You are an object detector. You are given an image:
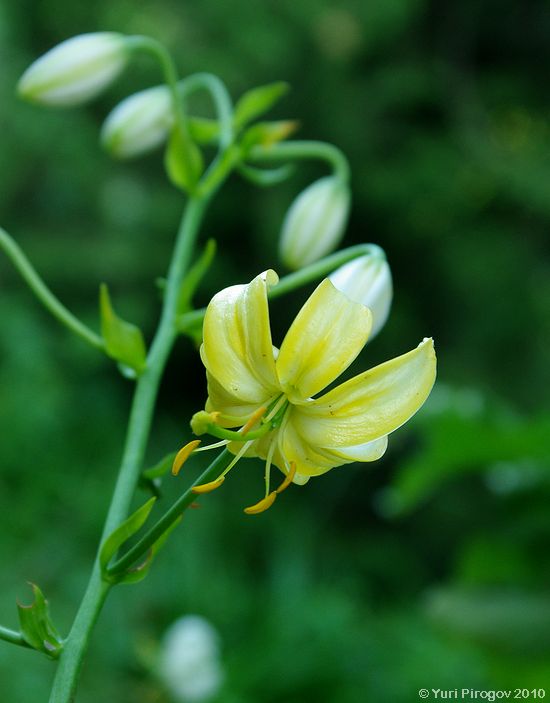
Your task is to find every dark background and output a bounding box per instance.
[1,1,550,701]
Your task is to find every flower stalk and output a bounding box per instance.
[48,192,219,703]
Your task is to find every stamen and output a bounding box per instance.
[220,439,255,478]
[264,395,287,423]
[195,439,230,452]
[240,406,267,436]
[276,460,296,494]
[244,491,277,515]
[172,440,202,476]
[192,477,225,494]
[264,441,276,497]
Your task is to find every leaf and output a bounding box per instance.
[99,284,147,374]
[100,497,156,577]
[142,451,178,480]
[164,125,204,193]
[117,516,182,585]
[17,583,63,658]
[188,116,221,145]
[240,120,299,153]
[234,82,289,129]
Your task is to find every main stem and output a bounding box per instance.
[48,195,208,703]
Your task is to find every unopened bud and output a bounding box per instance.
[18,33,129,107]
[279,176,350,270]
[101,85,173,158]
[329,246,392,339]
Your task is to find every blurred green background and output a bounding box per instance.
[2,0,550,701]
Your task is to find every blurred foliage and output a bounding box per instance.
[1,0,550,701]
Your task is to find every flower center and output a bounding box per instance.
[172,395,294,514]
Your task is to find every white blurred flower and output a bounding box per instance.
[279,176,350,270]
[158,615,223,703]
[101,85,174,158]
[18,32,128,107]
[328,246,392,339]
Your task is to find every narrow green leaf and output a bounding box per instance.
[17,583,63,658]
[164,125,204,193]
[100,497,156,577]
[234,82,289,129]
[99,284,147,374]
[142,451,177,480]
[188,116,221,145]
[240,120,299,153]
[177,239,217,315]
[117,516,183,585]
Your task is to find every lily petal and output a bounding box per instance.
[276,279,372,401]
[201,270,280,403]
[292,338,436,447]
[277,414,355,477]
[326,435,389,462]
[205,372,276,427]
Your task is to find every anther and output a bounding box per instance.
[191,477,225,494]
[172,440,202,476]
[276,461,296,494]
[244,491,277,515]
[240,406,267,436]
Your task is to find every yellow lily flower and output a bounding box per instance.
[184,269,436,511]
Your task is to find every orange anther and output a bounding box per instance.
[191,477,225,494]
[276,461,296,494]
[172,440,202,476]
[244,491,277,515]
[241,406,267,436]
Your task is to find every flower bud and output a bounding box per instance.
[158,615,224,702]
[101,85,173,158]
[328,246,393,339]
[279,176,350,270]
[18,32,129,107]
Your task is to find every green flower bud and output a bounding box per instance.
[329,246,392,339]
[18,32,128,107]
[101,85,174,158]
[279,176,350,270]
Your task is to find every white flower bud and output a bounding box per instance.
[158,615,224,702]
[279,176,350,270]
[101,85,173,158]
[329,246,393,339]
[18,33,129,107]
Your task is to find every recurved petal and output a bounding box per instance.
[292,338,436,447]
[276,279,372,401]
[326,435,389,462]
[201,270,280,403]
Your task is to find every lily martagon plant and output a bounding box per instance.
[0,30,438,703]
[177,270,436,513]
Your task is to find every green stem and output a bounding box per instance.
[0,227,104,350]
[178,243,384,333]
[248,140,351,182]
[108,450,230,576]
[127,36,189,141]
[178,73,233,150]
[48,195,212,703]
[0,624,32,651]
